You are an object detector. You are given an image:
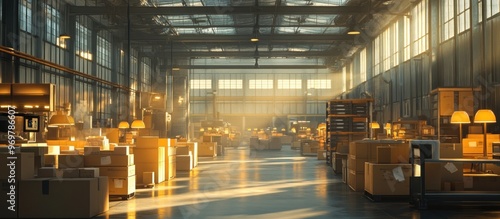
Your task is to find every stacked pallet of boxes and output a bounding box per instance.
[166,138,177,180]
[199,141,217,157]
[83,146,135,198]
[46,139,86,153]
[348,140,407,191]
[177,141,198,168]
[364,145,413,197]
[0,150,108,218]
[326,99,372,170]
[176,146,193,171]
[462,134,500,158]
[269,136,282,150]
[134,136,166,185]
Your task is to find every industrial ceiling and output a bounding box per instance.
[66,0,414,70]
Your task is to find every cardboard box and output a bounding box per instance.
[79,168,100,178]
[376,146,392,164]
[109,175,136,195]
[176,146,190,155]
[135,161,165,184]
[166,155,176,180]
[19,177,108,218]
[364,163,412,195]
[317,150,326,160]
[347,169,364,191]
[143,172,154,185]
[99,165,135,178]
[58,155,85,168]
[84,154,134,167]
[44,154,58,168]
[347,155,367,172]
[114,146,130,155]
[62,168,80,178]
[0,152,35,180]
[134,147,165,163]
[38,167,57,178]
[186,142,198,167]
[176,154,193,171]
[199,142,217,157]
[464,174,500,191]
[136,136,168,148]
[440,143,463,158]
[84,146,101,155]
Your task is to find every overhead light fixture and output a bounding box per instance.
[347,29,361,35]
[250,37,259,42]
[59,34,71,39]
[172,67,180,71]
[49,110,72,126]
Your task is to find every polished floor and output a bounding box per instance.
[95,146,500,219]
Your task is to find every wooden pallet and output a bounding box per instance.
[110,192,135,201]
[364,191,408,202]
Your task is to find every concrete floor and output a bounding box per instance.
[95,146,500,219]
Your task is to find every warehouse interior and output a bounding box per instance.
[1,0,500,218]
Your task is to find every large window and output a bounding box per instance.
[219,79,242,89]
[359,48,367,82]
[403,16,411,61]
[457,0,470,33]
[97,34,112,68]
[412,0,428,57]
[19,0,32,33]
[249,80,273,89]
[190,80,212,89]
[441,0,454,41]
[76,22,92,60]
[485,0,500,18]
[277,79,301,89]
[307,80,331,89]
[45,3,60,44]
[373,36,380,76]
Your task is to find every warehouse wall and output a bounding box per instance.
[343,0,500,133]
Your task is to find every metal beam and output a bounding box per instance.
[68,6,370,15]
[129,33,354,42]
[171,65,328,69]
[104,23,349,30]
[154,51,340,58]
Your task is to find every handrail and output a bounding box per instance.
[0,46,134,92]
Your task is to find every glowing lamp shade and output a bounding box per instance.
[474,109,496,123]
[67,115,75,125]
[118,121,130,129]
[450,111,471,124]
[130,120,146,129]
[451,111,470,144]
[49,111,71,126]
[370,122,380,129]
[384,123,392,130]
[474,109,496,158]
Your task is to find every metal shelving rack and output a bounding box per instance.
[325,99,373,169]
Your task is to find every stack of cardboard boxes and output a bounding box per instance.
[198,142,217,157]
[176,146,193,171]
[134,136,166,185]
[347,140,407,191]
[167,138,177,179]
[83,146,135,197]
[177,142,198,168]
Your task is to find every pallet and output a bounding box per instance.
[364,191,408,202]
[136,183,155,189]
[110,192,135,201]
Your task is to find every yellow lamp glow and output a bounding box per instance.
[49,110,71,126]
[118,121,130,129]
[474,109,496,158]
[130,120,146,129]
[451,111,470,143]
[370,122,380,140]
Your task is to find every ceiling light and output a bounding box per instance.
[49,110,72,126]
[250,37,259,42]
[59,34,71,39]
[172,67,180,71]
[347,29,361,35]
[118,121,130,129]
[131,120,146,129]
